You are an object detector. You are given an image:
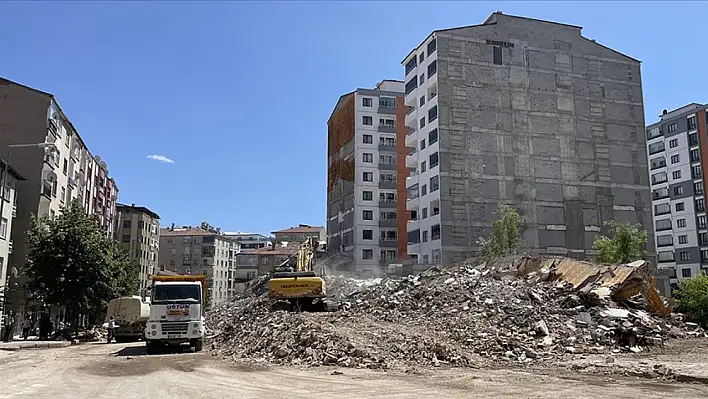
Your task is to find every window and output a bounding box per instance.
[693,165,702,178]
[419,53,424,63]
[679,235,688,244]
[431,224,441,240]
[682,268,692,278]
[363,153,373,163]
[363,134,373,144]
[658,251,675,262]
[363,172,373,182]
[678,218,687,228]
[420,117,426,129]
[430,152,439,168]
[422,207,428,219]
[122,234,130,242]
[380,192,395,202]
[648,142,665,154]
[379,155,395,165]
[405,76,418,94]
[427,38,436,55]
[421,161,427,173]
[420,96,425,107]
[362,97,372,107]
[420,139,426,150]
[680,251,691,261]
[689,133,698,146]
[431,202,440,216]
[422,230,429,242]
[63,159,68,175]
[362,249,373,260]
[363,116,373,125]
[647,126,662,140]
[656,219,672,231]
[699,215,707,229]
[650,156,666,170]
[670,154,680,164]
[379,118,395,128]
[654,203,671,215]
[652,188,669,200]
[380,211,397,221]
[674,186,683,196]
[363,191,373,201]
[672,170,681,180]
[676,202,685,211]
[669,138,678,148]
[493,46,502,65]
[428,60,437,77]
[363,210,373,220]
[420,74,425,84]
[362,230,373,240]
[379,97,395,108]
[700,232,708,245]
[651,172,667,185]
[657,235,673,247]
[123,220,132,228]
[696,198,705,211]
[688,116,697,131]
[0,217,7,239]
[695,182,704,195]
[430,175,439,192]
[691,148,700,162]
[405,58,417,75]
[668,123,677,133]
[380,137,395,146]
[428,106,438,122]
[421,184,427,196]
[380,173,395,183]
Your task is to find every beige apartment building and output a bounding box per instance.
[158,226,236,308]
[272,224,325,245]
[115,203,160,295]
[0,158,25,324]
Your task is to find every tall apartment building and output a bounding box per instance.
[646,104,708,291]
[115,203,161,294]
[0,77,119,317]
[327,80,410,275]
[403,12,652,266]
[158,227,236,307]
[0,159,25,323]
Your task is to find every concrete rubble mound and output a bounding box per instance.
[206,256,705,370]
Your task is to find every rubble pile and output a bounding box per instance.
[206,256,706,370]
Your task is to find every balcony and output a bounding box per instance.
[41,181,53,199]
[379,179,397,189]
[405,152,417,168]
[379,238,398,248]
[378,143,396,152]
[379,198,397,208]
[408,242,420,256]
[379,218,397,228]
[8,240,12,254]
[407,195,420,211]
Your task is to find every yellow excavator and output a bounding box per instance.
[266,237,332,311]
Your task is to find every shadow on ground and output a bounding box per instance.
[112,344,195,357]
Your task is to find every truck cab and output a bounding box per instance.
[145,275,206,354]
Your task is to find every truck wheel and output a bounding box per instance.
[146,341,157,355]
[194,339,203,352]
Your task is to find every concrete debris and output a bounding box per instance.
[206,256,705,370]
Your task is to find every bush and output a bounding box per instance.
[674,274,708,327]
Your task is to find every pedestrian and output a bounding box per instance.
[107,316,116,344]
[2,311,16,342]
[21,315,32,340]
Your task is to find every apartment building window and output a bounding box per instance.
[428,106,438,122]
[363,116,373,125]
[431,224,441,240]
[381,230,397,241]
[422,230,429,242]
[380,137,395,146]
[405,58,417,75]
[676,202,685,212]
[493,46,503,65]
[652,188,669,200]
[670,155,680,164]
[0,217,7,239]
[427,38,437,55]
[669,138,678,148]
[63,159,68,175]
[689,133,698,146]
[363,172,373,182]
[658,251,675,263]
[122,235,130,242]
[650,156,667,170]
[648,142,665,155]
[688,116,697,131]
[695,182,704,195]
[429,128,438,145]
[428,60,437,78]
[362,97,372,107]
[430,175,440,192]
[672,170,682,180]
[693,165,702,179]
[657,235,673,247]
[362,249,373,260]
[169,260,175,267]
[363,134,373,144]
[380,118,395,128]
[380,97,396,108]
[381,211,397,221]
[405,76,418,94]
[420,96,425,107]
[420,117,426,129]
[682,268,692,278]
[431,202,440,216]
[647,126,662,140]
[380,192,395,202]
[674,186,683,196]
[170,248,176,255]
[656,219,672,231]
[362,230,373,240]
[419,160,426,173]
[123,220,131,228]
[419,53,424,63]
[380,155,395,165]
[380,173,396,183]
[363,210,373,220]
[668,123,677,133]
[430,152,439,168]
[420,73,425,84]
[363,153,373,163]
[363,191,373,201]
[651,172,667,185]
[422,207,428,219]
[679,235,688,245]
[421,184,427,196]
[680,251,691,261]
[678,218,687,228]
[420,139,426,150]
[696,198,705,212]
[699,215,707,229]
[654,203,671,215]
[691,148,700,162]
[700,232,708,245]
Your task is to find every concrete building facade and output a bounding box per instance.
[327,80,410,275]
[0,77,119,317]
[403,12,652,265]
[115,203,161,295]
[273,224,325,245]
[224,232,269,251]
[0,159,26,323]
[646,104,708,290]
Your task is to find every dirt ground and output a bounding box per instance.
[2,342,708,399]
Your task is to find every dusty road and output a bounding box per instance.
[2,342,708,398]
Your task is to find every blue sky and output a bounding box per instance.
[0,1,705,235]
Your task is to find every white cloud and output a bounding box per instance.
[146,154,175,164]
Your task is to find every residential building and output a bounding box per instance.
[646,104,708,291]
[326,80,410,275]
[403,12,652,266]
[0,77,119,318]
[115,203,161,295]
[0,158,26,324]
[223,232,269,251]
[248,245,298,276]
[273,224,325,245]
[158,226,235,307]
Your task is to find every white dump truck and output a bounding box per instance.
[144,275,206,354]
[105,296,150,342]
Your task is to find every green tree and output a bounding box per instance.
[593,220,648,264]
[477,204,524,258]
[673,274,708,327]
[24,200,138,330]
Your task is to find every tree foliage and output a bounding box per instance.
[593,220,647,264]
[673,274,708,328]
[477,204,524,258]
[24,200,138,324]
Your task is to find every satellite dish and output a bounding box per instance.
[10,267,17,278]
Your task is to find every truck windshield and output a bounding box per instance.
[152,285,201,304]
